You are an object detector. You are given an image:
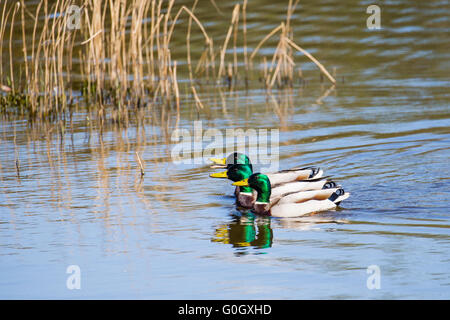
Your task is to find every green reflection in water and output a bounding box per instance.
[212,212,273,250]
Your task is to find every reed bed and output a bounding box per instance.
[0,0,336,122]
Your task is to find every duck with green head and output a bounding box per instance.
[233,173,350,217]
[211,163,339,208]
[210,164,256,207]
[210,152,324,186]
[209,152,251,169]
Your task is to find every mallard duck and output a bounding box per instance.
[233,173,349,217]
[211,163,337,208]
[210,164,256,207]
[210,152,323,185]
[209,152,251,169]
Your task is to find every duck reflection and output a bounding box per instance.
[212,211,273,249]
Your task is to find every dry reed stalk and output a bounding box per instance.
[135,151,145,176]
[155,0,162,92]
[165,48,173,104]
[249,24,283,61]
[130,0,148,102]
[62,1,78,110]
[232,4,239,78]
[186,0,199,84]
[209,0,224,16]
[32,1,46,115]
[85,0,106,105]
[285,0,299,37]
[217,4,240,82]
[148,0,156,85]
[284,37,336,84]
[282,0,298,85]
[173,61,180,127]
[191,86,204,112]
[52,0,72,113]
[144,13,164,86]
[194,48,208,76]
[8,2,19,93]
[107,0,118,90]
[0,1,10,79]
[80,29,102,45]
[43,1,51,109]
[31,0,47,115]
[107,0,126,103]
[167,6,214,56]
[242,0,248,76]
[269,53,283,89]
[19,1,29,90]
[161,0,175,101]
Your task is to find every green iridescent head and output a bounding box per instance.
[210,164,254,193]
[210,152,251,169]
[226,152,251,169]
[233,173,271,203]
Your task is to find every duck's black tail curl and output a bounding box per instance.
[308,167,321,179]
[323,180,337,189]
[328,188,345,204]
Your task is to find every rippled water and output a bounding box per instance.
[1,0,449,299]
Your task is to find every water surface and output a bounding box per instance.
[0,0,449,299]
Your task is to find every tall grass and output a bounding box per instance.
[0,0,336,121]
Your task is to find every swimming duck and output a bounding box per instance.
[209,152,251,169]
[211,164,337,208]
[233,173,350,217]
[210,164,256,207]
[210,152,323,185]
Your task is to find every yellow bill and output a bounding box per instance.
[232,178,249,187]
[210,171,228,178]
[209,157,227,166]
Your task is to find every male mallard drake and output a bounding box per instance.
[209,152,251,169]
[210,152,323,185]
[210,164,256,207]
[211,164,337,208]
[233,173,350,218]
